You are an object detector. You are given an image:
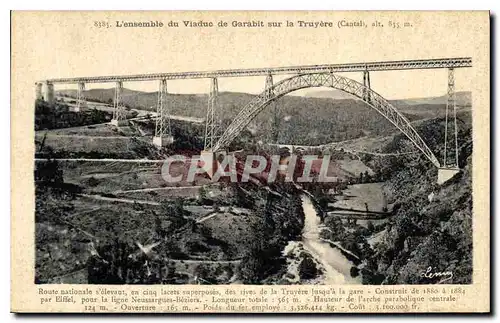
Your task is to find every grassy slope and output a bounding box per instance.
[309,89,472,107]
[361,116,473,284]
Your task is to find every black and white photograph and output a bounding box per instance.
[34,57,473,286]
[10,10,490,314]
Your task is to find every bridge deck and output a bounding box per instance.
[41,57,472,84]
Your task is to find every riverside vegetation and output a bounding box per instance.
[314,115,473,284]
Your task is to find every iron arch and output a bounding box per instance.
[211,73,440,168]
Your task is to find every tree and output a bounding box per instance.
[367,221,375,232]
[35,160,64,184]
[350,266,360,278]
[164,261,176,283]
[198,186,208,202]
[160,198,188,231]
[364,171,371,183]
[298,254,321,280]
[233,185,255,209]
[87,176,99,187]
[194,264,216,284]
[172,198,186,217]
[359,172,364,184]
[154,214,165,238]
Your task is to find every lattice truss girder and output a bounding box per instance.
[212,73,441,168]
[44,57,472,84]
[113,81,125,120]
[204,78,219,150]
[155,79,171,137]
[77,82,86,109]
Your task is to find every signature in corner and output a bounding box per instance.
[420,266,453,284]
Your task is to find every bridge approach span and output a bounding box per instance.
[40,57,472,84]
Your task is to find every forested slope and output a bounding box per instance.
[362,117,473,284]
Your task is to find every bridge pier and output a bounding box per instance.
[265,73,280,143]
[44,82,55,105]
[443,68,459,168]
[153,79,173,148]
[363,70,371,102]
[35,83,43,100]
[203,78,219,151]
[265,73,273,99]
[436,68,462,185]
[153,135,174,147]
[73,82,87,112]
[111,81,127,126]
[437,167,460,185]
[200,150,216,178]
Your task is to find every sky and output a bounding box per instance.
[14,11,483,100]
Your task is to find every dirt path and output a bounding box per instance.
[80,194,161,206]
[35,158,165,163]
[195,212,219,224]
[114,186,202,194]
[38,134,134,139]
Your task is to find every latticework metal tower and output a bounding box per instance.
[363,69,371,102]
[112,81,125,122]
[265,73,274,100]
[443,68,459,168]
[155,79,171,138]
[204,78,219,150]
[45,82,55,105]
[272,100,281,144]
[77,82,87,111]
[265,73,280,143]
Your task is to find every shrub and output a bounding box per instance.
[350,266,360,278]
[87,176,100,187]
[298,255,320,280]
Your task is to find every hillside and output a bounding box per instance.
[303,89,355,100]
[359,117,473,284]
[57,88,469,146]
[394,91,471,107]
[307,90,472,107]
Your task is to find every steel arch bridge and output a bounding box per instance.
[210,72,441,168]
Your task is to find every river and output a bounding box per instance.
[300,195,361,284]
